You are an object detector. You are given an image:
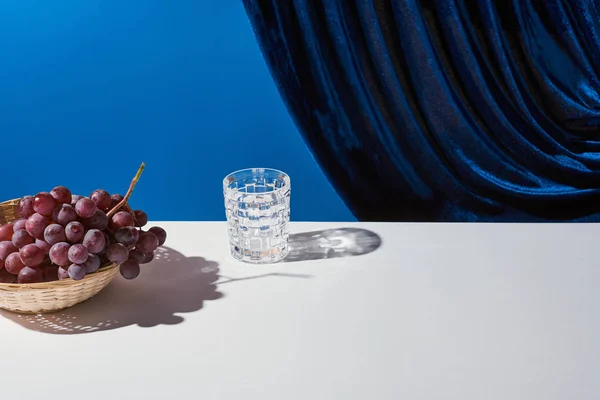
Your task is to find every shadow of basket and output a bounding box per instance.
[0,246,222,334]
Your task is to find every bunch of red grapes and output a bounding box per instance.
[0,186,166,284]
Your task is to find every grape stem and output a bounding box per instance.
[107,162,145,218]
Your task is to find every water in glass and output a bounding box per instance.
[223,168,290,263]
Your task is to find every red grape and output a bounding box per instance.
[44,224,66,245]
[133,210,148,227]
[114,226,139,247]
[68,244,88,264]
[33,192,56,216]
[67,264,86,281]
[26,213,49,240]
[18,266,43,283]
[13,219,26,232]
[90,189,111,211]
[106,243,129,264]
[141,251,154,264]
[0,268,16,283]
[12,229,34,248]
[71,195,83,206]
[109,194,124,209]
[119,259,140,279]
[5,252,25,274]
[129,249,154,264]
[82,254,101,273]
[128,249,144,263]
[0,241,18,260]
[43,265,59,282]
[36,239,51,254]
[82,229,106,254]
[96,232,111,255]
[65,221,85,243]
[75,198,97,219]
[58,267,69,280]
[0,224,13,241]
[50,186,72,205]
[18,196,35,218]
[49,242,70,266]
[110,211,134,230]
[52,204,77,226]
[148,227,167,246]
[20,244,44,267]
[136,232,159,253]
[82,210,108,230]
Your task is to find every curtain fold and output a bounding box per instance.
[243,0,600,221]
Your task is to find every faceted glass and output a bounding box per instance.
[223,168,291,263]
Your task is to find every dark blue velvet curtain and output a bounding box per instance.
[243,0,600,221]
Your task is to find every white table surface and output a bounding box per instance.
[1,221,599,399]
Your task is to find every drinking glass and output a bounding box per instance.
[223,168,291,263]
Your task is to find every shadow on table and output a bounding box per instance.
[0,227,381,334]
[283,228,382,262]
[0,246,223,335]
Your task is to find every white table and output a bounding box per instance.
[1,222,599,399]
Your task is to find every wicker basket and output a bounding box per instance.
[0,199,119,314]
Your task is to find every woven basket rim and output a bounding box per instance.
[0,197,119,290]
[0,263,118,290]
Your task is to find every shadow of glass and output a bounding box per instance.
[283,228,382,262]
[219,272,312,283]
[0,246,223,335]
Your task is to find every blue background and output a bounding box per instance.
[0,0,354,222]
